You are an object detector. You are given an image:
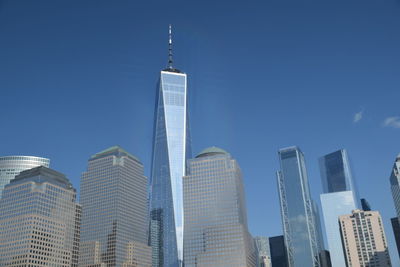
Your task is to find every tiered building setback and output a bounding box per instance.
[0,155,50,196]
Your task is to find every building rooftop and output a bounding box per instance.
[0,155,49,162]
[195,147,229,158]
[11,166,73,189]
[162,67,183,73]
[90,146,141,163]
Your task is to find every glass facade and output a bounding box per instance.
[269,236,288,267]
[150,69,191,267]
[361,198,372,211]
[276,146,320,267]
[319,149,358,267]
[390,217,400,258]
[319,149,356,194]
[183,148,256,267]
[254,236,271,267]
[0,155,50,197]
[79,146,151,267]
[320,191,356,267]
[390,154,400,218]
[0,166,80,267]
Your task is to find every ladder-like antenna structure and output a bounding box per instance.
[168,24,173,69]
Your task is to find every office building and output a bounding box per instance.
[0,166,80,266]
[390,154,400,218]
[254,236,271,267]
[361,198,372,211]
[319,250,332,267]
[149,26,191,267]
[79,146,151,267]
[319,149,358,267]
[0,155,49,196]
[183,147,256,267]
[277,146,320,267]
[269,235,288,267]
[339,209,391,267]
[391,217,400,258]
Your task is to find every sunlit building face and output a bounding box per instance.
[183,147,257,267]
[0,166,80,267]
[150,69,191,267]
[79,146,151,267]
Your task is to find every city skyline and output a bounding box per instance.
[1,0,400,265]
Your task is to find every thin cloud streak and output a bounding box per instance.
[353,111,363,123]
[383,117,400,128]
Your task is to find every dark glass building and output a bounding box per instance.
[269,235,288,267]
[391,217,400,258]
[361,198,372,211]
[319,250,332,267]
[319,149,356,194]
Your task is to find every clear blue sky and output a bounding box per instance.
[1,0,400,263]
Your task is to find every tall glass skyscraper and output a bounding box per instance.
[183,147,256,267]
[0,155,50,196]
[319,149,358,267]
[276,146,320,267]
[149,26,191,267]
[79,146,151,267]
[0,166,81,267]
[390,154,400,218]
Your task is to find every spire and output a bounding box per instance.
[163,25,181,73]
[168,24,173,69]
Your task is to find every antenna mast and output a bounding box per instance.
[168,25,173,69]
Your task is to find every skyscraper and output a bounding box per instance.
[269,236,288,267]
[339,209,392,267]
[319,149,358,267]
[390,217,400,257]
[390,154,400,218]
[361,198,372,211]
[183,147,256,267]
[149,26,191,267]
[276,146,320,267]
[79,146,151,267]
[0,166,80,266]
[0,155,50,196]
